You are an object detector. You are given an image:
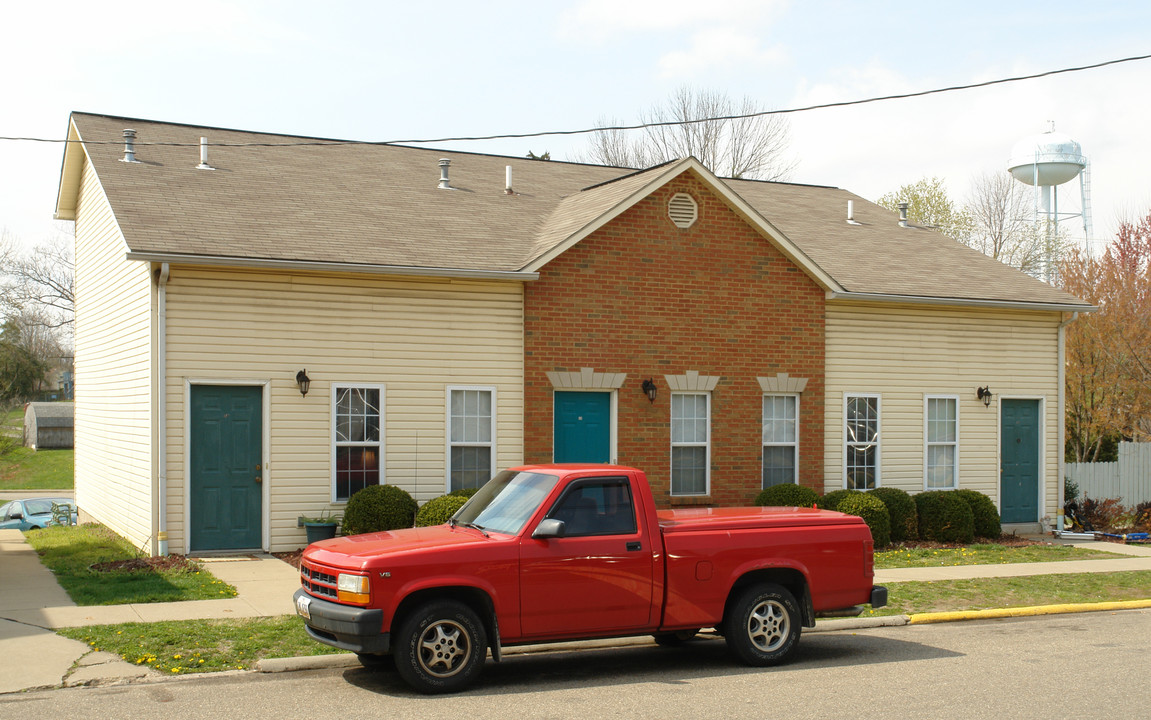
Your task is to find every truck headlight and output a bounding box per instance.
[337,573,370,604]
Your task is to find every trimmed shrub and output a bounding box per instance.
[342,484,417,535]
[450,487,480,499]
[954,489,1002,539]
[870,487,918,542]
[415,494,469,527]
[817,489,863,511]
[837,493,892,548]
[914,490,974,544]
[754,483,820,508]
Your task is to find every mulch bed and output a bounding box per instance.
[90,554,203,573]
[273,550,303,570]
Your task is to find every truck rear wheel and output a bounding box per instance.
[723,583,800,666]
[394,600,487,694]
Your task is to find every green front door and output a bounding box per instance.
[190,385,263,551]
[1001,399,1040,524]
[554,391,611,464]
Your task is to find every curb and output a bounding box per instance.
[907,598,1151,624]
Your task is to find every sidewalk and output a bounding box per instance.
[2,529,1150,694]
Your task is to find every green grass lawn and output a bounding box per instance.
[875,542,1124,569]
[864,570,1151,617]
[24,524,236,605]
[0,446,74,489]
[58,616,338,674]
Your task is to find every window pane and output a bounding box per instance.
[450,446,492,492]
[927,398,957,443]
[846,445,876,490]
[336,446,379,501]
[763,395,797,443]
[926,445,956,488]
[672,447,707,495]
[762,445,796,487]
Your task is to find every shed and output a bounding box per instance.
[23,402,75,449]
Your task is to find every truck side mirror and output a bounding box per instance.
[532,518,566,539]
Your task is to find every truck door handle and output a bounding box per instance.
[626,541,642,552]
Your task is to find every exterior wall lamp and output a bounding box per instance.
[296,369,311,397]
[977,386,992,408]
[641,378,658,404]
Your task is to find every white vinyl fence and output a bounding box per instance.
[1065,442,1151,505]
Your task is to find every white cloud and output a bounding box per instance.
[658,27,786,78]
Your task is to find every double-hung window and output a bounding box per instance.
[845,394,880,490]
[448,387,495,493]
[671,392,709,495]
[333,385,383,502]
[762,395,798,487]
[925,395,959,489]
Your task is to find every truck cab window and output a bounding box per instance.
[548,478,637,536]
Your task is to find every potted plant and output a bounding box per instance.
[301,511,341,543]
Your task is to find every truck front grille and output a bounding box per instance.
[300,560,338,599]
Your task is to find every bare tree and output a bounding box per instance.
[966,172,1049,277]
[578,87,796,180]
[0,226,74,332]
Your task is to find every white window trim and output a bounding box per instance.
[762,393,800,488]
[330,383,386,503]
[843,393,881,490]
[924,394,960,491]
[445,385,498,493]
[671,391,711,497]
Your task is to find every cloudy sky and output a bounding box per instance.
[2,0,1149,252]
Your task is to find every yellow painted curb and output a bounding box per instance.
[908,599,1151,624]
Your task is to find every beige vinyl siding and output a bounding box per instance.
[163,267,524,552]
[73,157,155,550]
[825,302,1062,518]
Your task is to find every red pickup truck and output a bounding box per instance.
[294,464,886,693]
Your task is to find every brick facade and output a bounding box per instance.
[524,173,826,507]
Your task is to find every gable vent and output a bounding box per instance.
[668,193,698,229]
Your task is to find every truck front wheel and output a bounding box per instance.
[723,583,800,666]
[394,600,488,694]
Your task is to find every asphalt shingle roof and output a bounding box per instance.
[61,112,1089,309]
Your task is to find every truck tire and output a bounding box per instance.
[723,583,800,666]
[394,600,487,694]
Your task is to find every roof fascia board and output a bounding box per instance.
[123,251,540,281]
[523,157,843,292]
[827,290,1096,313]
[54,117,85,220]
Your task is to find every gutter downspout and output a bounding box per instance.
[1057,311,1079,533]
[157,262,170,555]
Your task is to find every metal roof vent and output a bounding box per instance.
[121,129,140,163]
[438,158,452,189]
[668,193,698,229]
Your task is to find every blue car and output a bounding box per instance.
[0,497,77,530]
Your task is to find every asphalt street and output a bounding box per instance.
[3,609,1147,719]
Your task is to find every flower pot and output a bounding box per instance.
[304,522,338,543]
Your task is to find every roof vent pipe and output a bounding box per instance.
[897,201,909,227]
[438,158,451,189]
[196,137,214,170]
[847,200,854,221]
[505,165,513,195]
[121,129,139,163]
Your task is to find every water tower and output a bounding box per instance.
[1007,124,1092,276]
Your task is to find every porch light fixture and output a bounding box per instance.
[977,386,992,408]
[296,369,311,398]
[641,378,658,404]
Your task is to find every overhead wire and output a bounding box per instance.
[1,52,1148,148]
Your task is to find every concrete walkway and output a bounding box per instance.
[2,529,1150,694]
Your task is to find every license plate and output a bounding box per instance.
[296,594,312,620]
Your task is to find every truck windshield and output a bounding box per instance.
[453,470,559,536]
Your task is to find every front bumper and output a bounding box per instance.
[293,588,390,654]
[870,585,888,609]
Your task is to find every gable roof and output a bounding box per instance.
[56,112,1090,310]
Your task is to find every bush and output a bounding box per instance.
[415,494,469,527]
[837,493,891,548]
[754,483,819,508]
[341,484,417,535]
[817,489,863,511]
[914,490,974,543]
[954,489,1001,539]
[450,487,480,499]
[870,487,918,542]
